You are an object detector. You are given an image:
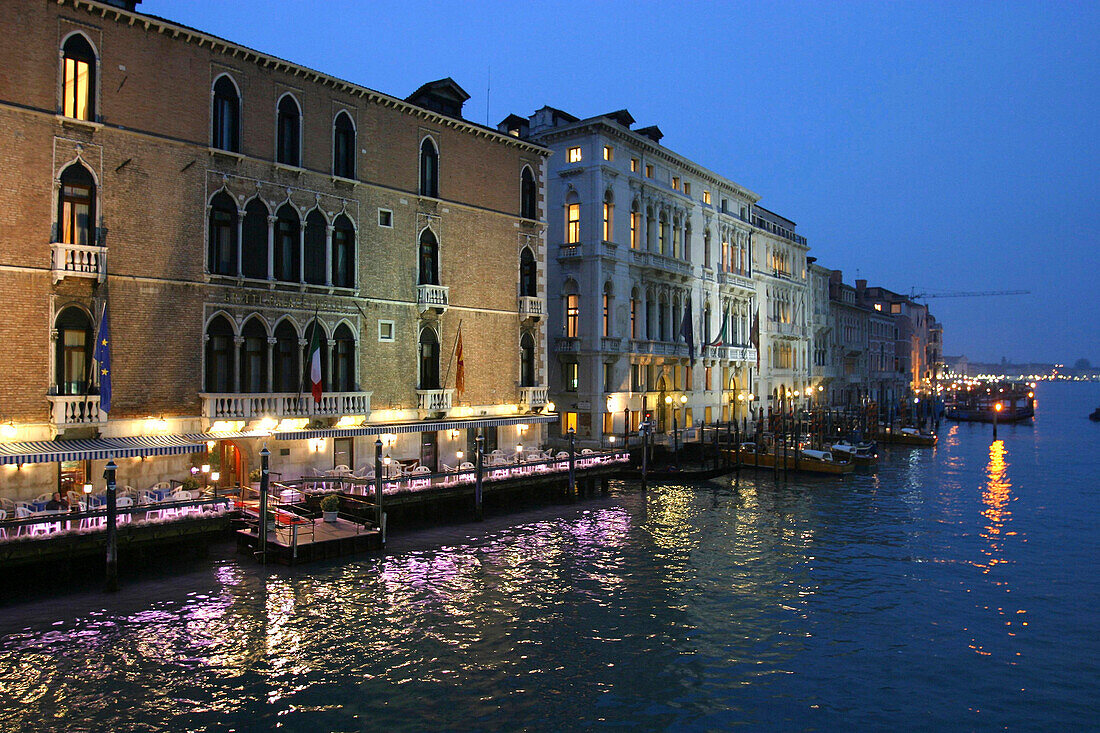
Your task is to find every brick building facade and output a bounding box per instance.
[0,0,550,498]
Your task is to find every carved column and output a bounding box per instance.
[325,224,334,287]
[236,208,245,278]
[266,215,277,281]
[232,336,244,393]
[267,337,277,392]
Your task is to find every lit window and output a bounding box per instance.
[602,201,612,241]
[874,303,882,311]
[602,411,614,436]
[630,158,639,172]
[378,209,393,228]
[566,294,579,337]
[630,211,639,249]
[683,182,691,195]
[567,147,582,163]
[566,203,580,244]
[672,176,679,190]
[603,292,610,337]
[564,363,578,392]
[603,145,613,161]
[891,303,902,314]
[58,164,95,246]
[562,411,578,435]
[62,35,96,121]
[645,164,653,178]
[703,191,711,205]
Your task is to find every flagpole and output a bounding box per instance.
[297,305,320,411]
[86,299,107,398]
[443,319,463,390]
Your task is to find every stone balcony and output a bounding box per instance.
[600,336,624,353]
[416,284,449,314]
[48,394,107,428]
[51,242,107,284]
[630,249,692,277]
[554,336,581,353]
[201,391,372,420]
[717,270,754,290]
[518,296,544,320]
[519,385,549,408]
[629,339,690,357]
[416,388,454,412]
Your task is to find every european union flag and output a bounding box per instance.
[94,304,112,413]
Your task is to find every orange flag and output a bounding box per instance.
[455,330,465,395]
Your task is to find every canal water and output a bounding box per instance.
[0,382,1097,731]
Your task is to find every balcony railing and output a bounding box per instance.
[600,336,624,353]
[518,296,544,319]
[558,244,582,259]
[554,336,580,353]
[630,250,692,277]
[416,389,454,412]
[519,385,549,408]
[201,391,372,420]
[47,394,107,428]
[51,243,107,283]
[629,339,690,357]
[717,270,754,289]
[417,284,449,313]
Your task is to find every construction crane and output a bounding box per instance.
[909,289,1030,300]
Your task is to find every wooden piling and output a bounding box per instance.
[104,460,118,592]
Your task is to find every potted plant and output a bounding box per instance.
[249,468,263,491]
[319,493,339,523]
[181,476,202,494]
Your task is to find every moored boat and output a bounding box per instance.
[831,440,879,466]
[875,427,938,446]
[734,444,854,475]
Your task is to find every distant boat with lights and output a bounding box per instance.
[944,382,1035,423]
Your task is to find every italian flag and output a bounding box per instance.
[308,325,323,403]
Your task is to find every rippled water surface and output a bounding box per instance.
[1,383,1098,731]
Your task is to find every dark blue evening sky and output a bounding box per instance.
[146,0,1099,365]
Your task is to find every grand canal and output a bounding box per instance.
[0,382,1096,730]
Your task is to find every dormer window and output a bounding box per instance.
[62,34,96,121]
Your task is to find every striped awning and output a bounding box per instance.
[274,414,558,440]
[181,431,273,442]
[0,435,207,465]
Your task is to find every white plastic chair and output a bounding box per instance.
[116,496,134,524]
[0,508,7,538]
[33,492,52,504]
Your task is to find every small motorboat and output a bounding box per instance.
[831,440,879,466]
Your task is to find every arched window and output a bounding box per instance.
[54,306,93,395]
[520,166,537,219]
[704,229,712,267]
[239,318,268,393]
[563,281,580,338]
[303,321,329,392]
[333,111,355,179]
[658,293,669,341]
[658,213,668,255]
[418,228,439,286]
[332,323,355,392]
[646,206,656,251]
[602,191,614,242]
[418,327,440,390]
[276,95,301,167]
[519,247,537,297]
[602,282,613,338]
[62,34,96,121]
[565,192,580,244]
[273,320,299,392]
[645,292,655,340]
[58,163,95,246]
[304,209,326,285]
[704,302,712,344]
[212,76,240,152]
[684,222,692,260]
[332,214,355,288]
[241,199,269,280]
[630,202,640,249]
[630,288,639,339]
[419,138,438,197]
[208,192,238,276]
[204,316,233,393]
[275,204,300,282]
[520,332,536,387]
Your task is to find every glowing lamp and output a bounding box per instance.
[516,443,523,453]
[748,393,755,401]
[608,435,616,444]
[994,402,1003,412]
[201,464,211,474]
[190,466,200,476]
[545,401,556,413]
[664,395,672,405]
[680,395,688,404]
[0,422,16,439]
[456,450,464,461]
[210,471,220,482]
[383,455,392,466]
[83,483,93,495]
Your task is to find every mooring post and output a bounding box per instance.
[734,420,741,469]
[104,459,118,593]
[567,428,577,501]
[992,404,999,441]
[258,445,270,566]
[640,422,649,492]
[474,433,485,520]
[373,437,385,539]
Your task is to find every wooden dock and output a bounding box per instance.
[235,515,382,566]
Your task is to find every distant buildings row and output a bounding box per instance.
[0,0,941,501]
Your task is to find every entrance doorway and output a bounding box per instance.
[420,431,437,472]
[213,441,242,489]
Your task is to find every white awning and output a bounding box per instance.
[0,435,207,465]
[273,414,558,440]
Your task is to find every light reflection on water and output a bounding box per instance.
[0,383,1098,730]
